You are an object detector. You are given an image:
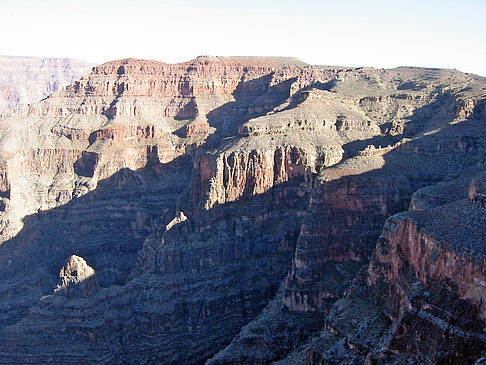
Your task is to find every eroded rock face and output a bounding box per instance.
[470,174,486,208]
[0,56,485,364]
[0,56,94,113]
[55,255,98,297]
[284,161,413,312]
[368,199,486,363]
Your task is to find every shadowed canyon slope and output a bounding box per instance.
[0,56,485,364]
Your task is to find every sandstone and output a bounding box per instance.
[55,255,98,297]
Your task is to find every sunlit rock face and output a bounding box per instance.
[0,56,94,113]
[55,255,98,298]
[0,56,485,364]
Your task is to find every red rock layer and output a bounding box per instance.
[90,125,167,142]
[195,145,334,209]
[284,172,413,311]
[368,200,486,361]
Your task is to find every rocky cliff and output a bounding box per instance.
[0,56,485,364]
[0,56,94,113]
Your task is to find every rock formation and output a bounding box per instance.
[55,255,98,297]
[0,56,94,113]
[0,56,484,363]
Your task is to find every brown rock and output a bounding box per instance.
[367,196,486,362]
[0,56,94,113]
[55,255,98,298]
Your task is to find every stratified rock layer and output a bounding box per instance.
[368,184,486,363]
[0,56,485,364]
[0,56,94,112]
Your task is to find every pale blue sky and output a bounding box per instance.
[1,0,485,76]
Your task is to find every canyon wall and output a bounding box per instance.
[0,56,484,363]
[0,56,94,113]
[365,168,486,363]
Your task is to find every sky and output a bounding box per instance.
[1,0,485,76]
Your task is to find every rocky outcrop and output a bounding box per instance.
[358,165,485,363]
[283,159,414,312]
[199,146,318,209]
[55,255,98,297]
[368,199,486,362]
[470,174,486,208]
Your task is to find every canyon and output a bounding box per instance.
[0,56,94,113]
[0,56,484,364]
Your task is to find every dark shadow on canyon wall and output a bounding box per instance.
[343,90,486,162]
[0,150,311,363]
[298,111,486,289]
[343,90,456,158]
[0,151,193,287]
[0,135,312,357]
[204,73,297,140]
[0,73,307,309]
[402,90,458,137]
